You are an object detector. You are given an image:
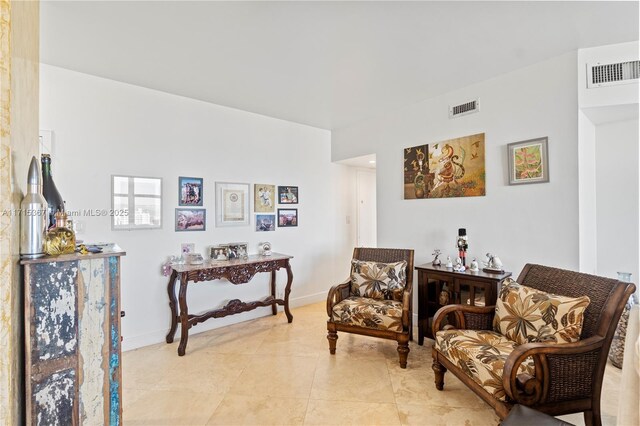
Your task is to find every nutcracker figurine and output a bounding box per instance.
[457,228,468,267]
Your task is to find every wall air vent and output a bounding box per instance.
[449,99,479,118]
[587,60,640,88]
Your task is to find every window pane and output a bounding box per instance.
[113,196,129,227]
[134,197,161,227]
[113,176,129,194]
[134,178,161,196]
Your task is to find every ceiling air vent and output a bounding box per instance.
[449,99,479,118]
[587,60,640,88]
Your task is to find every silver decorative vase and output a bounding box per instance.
[20,156,47,259]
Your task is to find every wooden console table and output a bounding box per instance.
[415,263,511,344]
[166,253,293,356]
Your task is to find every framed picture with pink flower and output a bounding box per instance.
[508,137,549,185]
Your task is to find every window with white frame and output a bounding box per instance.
[112,176,162,230]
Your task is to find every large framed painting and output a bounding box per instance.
[403,133,486,199]
[254,184,275,212]
[215,182,250,227]
[507,137,549,185]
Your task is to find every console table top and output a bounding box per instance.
[171,252,293,273]
[415,263,512,280]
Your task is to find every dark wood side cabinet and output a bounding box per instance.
[415,263,511,344]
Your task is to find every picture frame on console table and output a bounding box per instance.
[507,137,549,185]
[215,182,250,226]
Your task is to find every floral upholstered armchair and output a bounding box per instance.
[326,247,415,368]
[431,264,636,426]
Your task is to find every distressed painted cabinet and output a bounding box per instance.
[22,249,125,425]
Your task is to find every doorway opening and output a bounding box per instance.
[337,154,377,248]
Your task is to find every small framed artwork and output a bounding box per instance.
[178,177,203,206]
[508,137,549,185]
[256,214,275,232]
[181,243,195,256]
[278,186,298,204]
[215,182,250,226]
[175,208,206,231]
[278,208,298,227]
[254,184,275,212]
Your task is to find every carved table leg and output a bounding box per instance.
[284,261,294,323]
[270,270,277,315]
[177,273,190,356]
[165,270,179,343]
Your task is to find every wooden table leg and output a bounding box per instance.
[177,273,190,356]
[165,270,179,343]
[284,261,293,323]
[270,270,277,315]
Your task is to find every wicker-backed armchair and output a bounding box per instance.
[326,247,415,368]
[431,264,636,426]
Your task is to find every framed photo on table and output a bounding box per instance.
[508,137,549,185]
[215,182,250,226]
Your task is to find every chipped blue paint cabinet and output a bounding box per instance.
[22,249,125,426]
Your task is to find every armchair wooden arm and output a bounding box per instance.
[432,304,496,337]
[503,336,605,406]
[326,279,351,317]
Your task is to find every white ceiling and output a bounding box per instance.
[41,1,639,130]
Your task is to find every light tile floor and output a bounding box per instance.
[123,302,622,425]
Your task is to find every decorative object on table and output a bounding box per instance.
[431,249,442,266]
[175,208,206,231]
[439,283,450,305]
[507,136,549,185]
[609,272,636,368]
[223,242,248,260]
[254,184,275,212]
[44,211,76,256]
[215,182,250,226]
[76,244,103,255]
[41,153,66,229]
[453,257,465,272]
[20,156,47,259]
[469,258,480,272]
[403,133,486,200]
[445,255,453,269]
[185,253,204,265]
[178,176,203,206]
[210,246,229,261]
[181,243,195,256]
[255,214,275,231]
[483,252,504,273]
[258,242,272,256]
[457,228,468,267]
[278,186,298,204]
[278,208,298,227]
[161,256,179,276]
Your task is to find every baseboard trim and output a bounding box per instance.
[122,291,328,352]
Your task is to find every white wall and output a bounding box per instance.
[40,64,353,350]
[595,118,639,281]
[333,52,581,280]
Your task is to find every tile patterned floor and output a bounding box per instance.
[123,302,621,425]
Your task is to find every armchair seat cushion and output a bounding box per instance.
[435,329,535,401]
[331,296,403,332]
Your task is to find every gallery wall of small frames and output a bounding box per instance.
[174,176,299,233]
